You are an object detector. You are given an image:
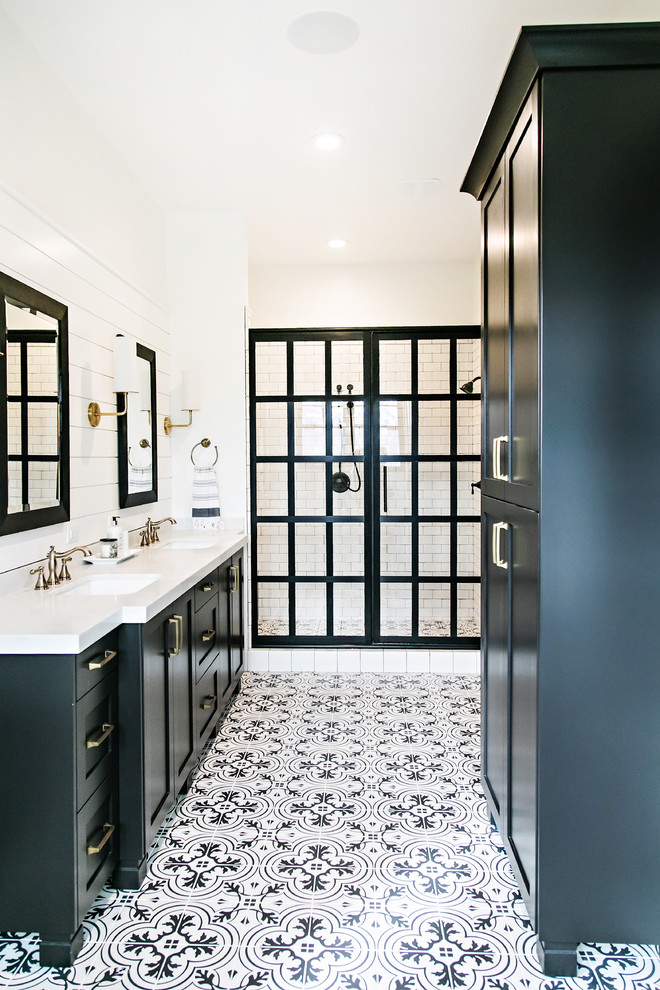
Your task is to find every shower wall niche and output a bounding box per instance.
[249,328,481,647]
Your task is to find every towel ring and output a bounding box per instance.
[128,439,151,466]
[191,437,218,466]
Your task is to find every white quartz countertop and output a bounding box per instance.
[0,530,248,655]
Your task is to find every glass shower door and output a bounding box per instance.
[373,331,481,643]
[250,328,480,647]
[250,331,370,644]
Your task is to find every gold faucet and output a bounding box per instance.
[44,544,93,587]
[140,517,176,546]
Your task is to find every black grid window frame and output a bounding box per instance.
[249,327,480,649]
[6,329,61,511]
[371,329,480,645]
[0,272,70,535]
[250,330,371,646]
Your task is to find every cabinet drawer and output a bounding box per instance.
[194,595,218,679]
[77,770,118,922]
[76,672,118,809]
[76,630,119,699]
[194,568,219,612]
[195,663,220,746]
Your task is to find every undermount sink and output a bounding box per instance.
[59,573,160,596]
[162,539,216,550]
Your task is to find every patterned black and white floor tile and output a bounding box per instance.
[1,672,659,990]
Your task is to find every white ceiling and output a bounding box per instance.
[1,0,658,267]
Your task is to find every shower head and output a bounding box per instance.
[460,376,481,394]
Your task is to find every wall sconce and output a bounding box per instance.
[164,371,200,435]
[88,334,138,427]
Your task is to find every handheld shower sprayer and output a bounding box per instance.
[331,384,362,494]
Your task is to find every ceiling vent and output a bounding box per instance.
[287,11,360,54]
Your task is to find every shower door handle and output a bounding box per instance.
[383,466,388,513]
[493,436,509,481]
[492,521,509,569]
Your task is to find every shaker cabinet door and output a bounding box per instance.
[229,551,244,683]
[142,615,173,834]
[481,496,539,922]
[507,90,539,509]
[482,161,508,502]
[170,596,196,793]
[482,504,509,818]
[508,502,538,914]
[481,87,540,510]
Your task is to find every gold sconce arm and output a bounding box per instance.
[88,392,128,428]
[164,409,194,435]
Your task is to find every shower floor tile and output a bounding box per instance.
[256,619,480,638]
[2,673,659,990]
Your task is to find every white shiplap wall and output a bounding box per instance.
[0,185,171,581]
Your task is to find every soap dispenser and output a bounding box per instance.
[108,515,129,556]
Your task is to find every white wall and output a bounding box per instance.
[0,8,167,304]
[167,212,249,530]
[245,258,482,675]
[0,12,170,580]
[0,188,171,581]
[248,260,480,329]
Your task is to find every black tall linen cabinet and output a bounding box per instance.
[462,24,660,976]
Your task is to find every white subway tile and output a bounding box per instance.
[383,650,407,673]
[247,649,269,672]
[453,651,480,674]
[268,651,292,672]
[337,650,361,673]
[314,651,338,673]
[360,650,384,672]
[406,650,430,673]
[429,651,455,674]
[291,649,315,672]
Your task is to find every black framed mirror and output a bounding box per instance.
[117,342,158,507]
[0,271,70,536]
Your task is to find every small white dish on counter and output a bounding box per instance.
[83,549,140,565]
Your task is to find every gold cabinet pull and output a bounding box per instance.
[87,822,115,856]
[86,722,115,749]
[88,649,117,671]
[229,564,239,593]
[202,582,216,592]
[201,629,215,643]
[201,695,217,710]
[168,614,183,656]
[492,521,509,569]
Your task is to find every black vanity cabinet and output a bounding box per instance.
[193,551,244,748]
[229,551,244,683]
[117,587,195,888]
[463,24,660,976]
[116,551,245,889]
[0,632,120,967]
[192,563,228,747]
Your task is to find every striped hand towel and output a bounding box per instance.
[192,466,224,530]
[129,464,152,491]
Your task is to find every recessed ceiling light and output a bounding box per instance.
[287,11,360,55]
[311,133,344,151]
[327,238,348,249]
